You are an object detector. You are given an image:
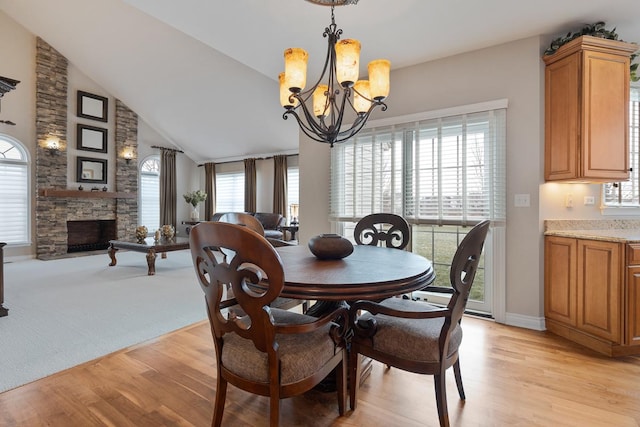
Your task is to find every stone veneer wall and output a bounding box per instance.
[35,38,138,259]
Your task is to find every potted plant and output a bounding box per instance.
[544,21,638,82]
[183,190,207,221]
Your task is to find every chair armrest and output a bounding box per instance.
[274,306,349,345]
[349,299,450,320]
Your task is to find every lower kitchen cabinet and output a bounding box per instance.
[544,235,640,356]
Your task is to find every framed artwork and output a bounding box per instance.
[77,156,107,184]
[77,90,108,122]
[77,124,107,153]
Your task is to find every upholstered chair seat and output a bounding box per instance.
[222,309,338,385]
[357,298,462,363]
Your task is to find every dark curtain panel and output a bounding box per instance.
[273,155,288,217]
[159,149,177,228]
[244,158,256,213]
[204,162,216,220]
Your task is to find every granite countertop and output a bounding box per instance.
[544,220,640,243]
[544,229,640,243]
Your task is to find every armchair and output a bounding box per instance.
[348,220,490,427]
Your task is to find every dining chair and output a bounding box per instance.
[354,213,410,250]
[348,220,490,427]
[189,222,348,427]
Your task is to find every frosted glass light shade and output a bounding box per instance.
[335,39,360,87]
[279,72,298,108]
[353,80,371,113]
[368,59,390,100]
[313,84,329,117]
[284,48,308,92]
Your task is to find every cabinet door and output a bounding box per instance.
[626,265,640,346]
[545,236,577,325]
[544,53,580,181]
[581,50,630,180]
[576,239,622,343]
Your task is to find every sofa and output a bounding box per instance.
[212,212,285,239]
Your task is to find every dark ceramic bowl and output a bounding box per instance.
[308,233,354,260]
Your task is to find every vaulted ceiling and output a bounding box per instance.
[1,0,639,163]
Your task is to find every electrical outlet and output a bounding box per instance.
[584,196,595,205]
[565,193,574,208]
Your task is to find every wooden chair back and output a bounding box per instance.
[219,212,265,235]
[354,213,410,250]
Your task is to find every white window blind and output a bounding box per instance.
[330,109,506,225]
[216,172,245,212]
[0,135,29,245]
[603,88,640,205]
[287,166,299,206]
[139,157,160,231]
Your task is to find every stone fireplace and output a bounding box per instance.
[35,38,139,259]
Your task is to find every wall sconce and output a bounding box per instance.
[123,149,134,164]
[45,137,60,155]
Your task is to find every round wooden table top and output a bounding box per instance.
[275,244,435,301]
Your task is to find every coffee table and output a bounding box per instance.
[108,237,190,275]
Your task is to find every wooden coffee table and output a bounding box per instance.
[108,237,190,275]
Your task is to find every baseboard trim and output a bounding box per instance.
[504,312,546,331]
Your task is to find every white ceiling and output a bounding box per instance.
[1,0,640,163]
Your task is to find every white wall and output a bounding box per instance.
[300,36,546,324]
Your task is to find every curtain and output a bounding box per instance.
[159,149,177,228]
[204,162,216,220]
[273,155,288,216]
[244,158,256,213]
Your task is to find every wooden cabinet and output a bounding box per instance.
[544,235,640,356]
[544,36,637,182]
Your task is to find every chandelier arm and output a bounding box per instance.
[283,109,335,144]
[290,95,333,136]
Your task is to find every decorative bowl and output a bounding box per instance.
[308,234,354,260]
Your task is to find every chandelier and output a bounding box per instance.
[279,0,390,147]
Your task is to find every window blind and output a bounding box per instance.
[0,161,29,244]
[216,172,245,212]
[0,136,29,245]
[287,166,299,206]
[139,157,160,231]
[330,109,506,226]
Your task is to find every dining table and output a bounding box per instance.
[275,244,435,307]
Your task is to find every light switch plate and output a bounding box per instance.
[514,194,530,207]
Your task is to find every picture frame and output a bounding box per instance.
[77,156,107,184]
[77,90,108,122]
[77,124,107,153]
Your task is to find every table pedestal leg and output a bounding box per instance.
[108,245,118,266]
[146,249,157,275]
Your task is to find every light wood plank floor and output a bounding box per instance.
[1,316,639,427]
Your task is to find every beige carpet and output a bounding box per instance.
[0,249,205,393]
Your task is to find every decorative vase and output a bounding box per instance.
[308,234,354,260]
[161,224,175,240]
[190,206,199,221]
[135,225,148,243]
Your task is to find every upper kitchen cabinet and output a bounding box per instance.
[544,36,637,182]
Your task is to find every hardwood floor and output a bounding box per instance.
[1,316,639,426]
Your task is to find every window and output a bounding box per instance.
[330,102,507,314]
[0,134,29,245]
[287,162,299,217]
[216,171,245,212]
[139,156,160,231]
[603,88,640,206]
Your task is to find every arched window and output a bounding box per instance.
[0,134,29,244]
[139,155,160,231]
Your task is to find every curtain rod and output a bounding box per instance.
[197,153,298,167]
[151,145,184,153]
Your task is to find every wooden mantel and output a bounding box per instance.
[38,188,136,199]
